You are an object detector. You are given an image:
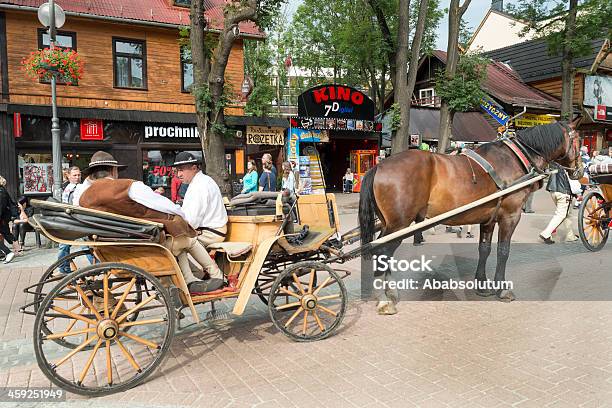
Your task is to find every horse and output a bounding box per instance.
[359,120,583,314]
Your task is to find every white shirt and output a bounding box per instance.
[74,178,185,218]
[62,183,78,204]
[182,172,228,229]
[282,172,295,192]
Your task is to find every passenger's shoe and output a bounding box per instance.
[188,278,224,294]
[3,252,15,264]
[539,234,555,244]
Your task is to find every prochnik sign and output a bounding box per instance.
[246,126,285,145]
[144,125,200,139]
[297,84,375,121]
[480,97,509,126]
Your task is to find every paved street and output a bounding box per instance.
[1,190,612,407]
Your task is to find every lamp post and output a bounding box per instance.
[37,0,65,200]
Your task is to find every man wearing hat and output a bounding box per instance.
[172,152,228,251]
[77,151,224,293]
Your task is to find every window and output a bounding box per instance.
[113,38,147,89]
[37,29,77,84]
[418,88,435,106]
[180,47,193,92]
[174,0,191,7]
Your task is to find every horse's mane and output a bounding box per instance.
[515,122,567,158]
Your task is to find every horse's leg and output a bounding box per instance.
[413,213,425,245]
[494,214,521,302]
[374,238,402,315]
[474,222,496,297]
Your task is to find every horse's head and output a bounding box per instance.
[555,118,584,180]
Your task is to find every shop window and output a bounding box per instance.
[180,47,193,92]
[143,150,202,202]
[113,38,147,89]
[37,29,77,85]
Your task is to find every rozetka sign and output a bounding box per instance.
[246,126,285,145]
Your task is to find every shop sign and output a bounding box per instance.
[514,113,555,128]
[144,125,200,139]
[246,126,284,145]
[290,117,382,133]
[410,134,421,147]
[584,75,612,107]
[297,84,376,121]
[80,119,104,140]
[595,105,612,121]
[480,97,509,126]
[287,130,300,162]
[292,128,329,143]
[13,113,22,138]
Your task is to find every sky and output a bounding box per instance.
[285,0,516,51]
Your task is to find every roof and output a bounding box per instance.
[484,38,606,82]
[431,50,560,110]
[382,107,496,144]
[466,8,531,52]
[0,0,264,37]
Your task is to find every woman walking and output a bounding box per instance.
[281,162,296,194]
[241,159,259,194]
[259,161,277,192]
[0,176,18,264]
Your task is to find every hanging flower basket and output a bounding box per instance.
[21,48,84,85]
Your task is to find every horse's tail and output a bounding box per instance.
[359,167,378,255]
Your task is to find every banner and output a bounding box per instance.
[514,113,555,128]
[584,75,612,107]
[246,126,285,145]
[480,97,510,126]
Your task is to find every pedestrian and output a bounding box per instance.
[342,168,354,193]
[539,167,579,244]
[57,166,81,273]
[259,161,277,192]
[154,186,165,195]
[281,162,296,194]
[240,159,258,194]
[262,153,277,180]
[12,196,35,251]
[0,175,18,264]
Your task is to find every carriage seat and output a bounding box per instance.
[30,199,163,243]
[207,242,253,258]
[589,163,612,175]
[226,192,292,216]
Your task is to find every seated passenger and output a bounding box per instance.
[78,151,224,293]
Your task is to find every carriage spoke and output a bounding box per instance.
[78,339,103,384]
[54,335,98,368]
[45,303,81,323]
[308,269,315,293]
[119,318,166,329]
[103,273,109,319]
[313,277,333,296]
[73,285,103,321]
[317,304,338,317]
[312,311,325,332]
[116,294,156,324]
[302,310,309,335]
[63,306,86,334]
[118,331,159,349]
[44,327,96,340]
[111,277,137,320]
[292,273,306,295]
[316,294,341,301]
[284,307,304,327]
[274,301,301,311]
[279,287,301,299]
[106,340,113,385]
[115,338,141,373]
[52,305,96,326]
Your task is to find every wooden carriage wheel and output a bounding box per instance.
[268,261,347,342]
[33,263,175,396]
[255,264,317,307]
[578,191,610,252]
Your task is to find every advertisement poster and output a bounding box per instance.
[298,156,312,194]
[23,163,54,194]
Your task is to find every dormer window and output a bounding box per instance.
[174,0,191,7]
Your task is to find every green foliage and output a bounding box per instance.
[505,0,612,58]
[434,53,487,112]
[390,103,402,131]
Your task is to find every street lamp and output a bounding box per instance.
[37,0,66,200]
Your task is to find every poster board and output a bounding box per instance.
[23,163,54,194]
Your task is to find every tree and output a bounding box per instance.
[189,0,283,194]
[506,0,612,120]
[438,0,471,153]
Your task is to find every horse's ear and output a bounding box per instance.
[568,115,582,130]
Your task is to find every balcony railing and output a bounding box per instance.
[412,95,441,107]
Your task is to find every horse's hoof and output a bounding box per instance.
[474,287,496,297]
[376,301,398,315]
[496,289,515,302]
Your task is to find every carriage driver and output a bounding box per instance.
[77,151,224,293]
[171,152,228,250]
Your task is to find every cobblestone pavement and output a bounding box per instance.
[1,191,612,407]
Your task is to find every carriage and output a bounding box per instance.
[578,164,612,251]
[21,193,350,396]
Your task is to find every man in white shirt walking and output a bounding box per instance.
[172,152,228,251]
[78,151,223,293]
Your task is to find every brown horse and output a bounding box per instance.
[359,120,583,314]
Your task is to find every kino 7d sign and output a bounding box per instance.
[293,84,381,132]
